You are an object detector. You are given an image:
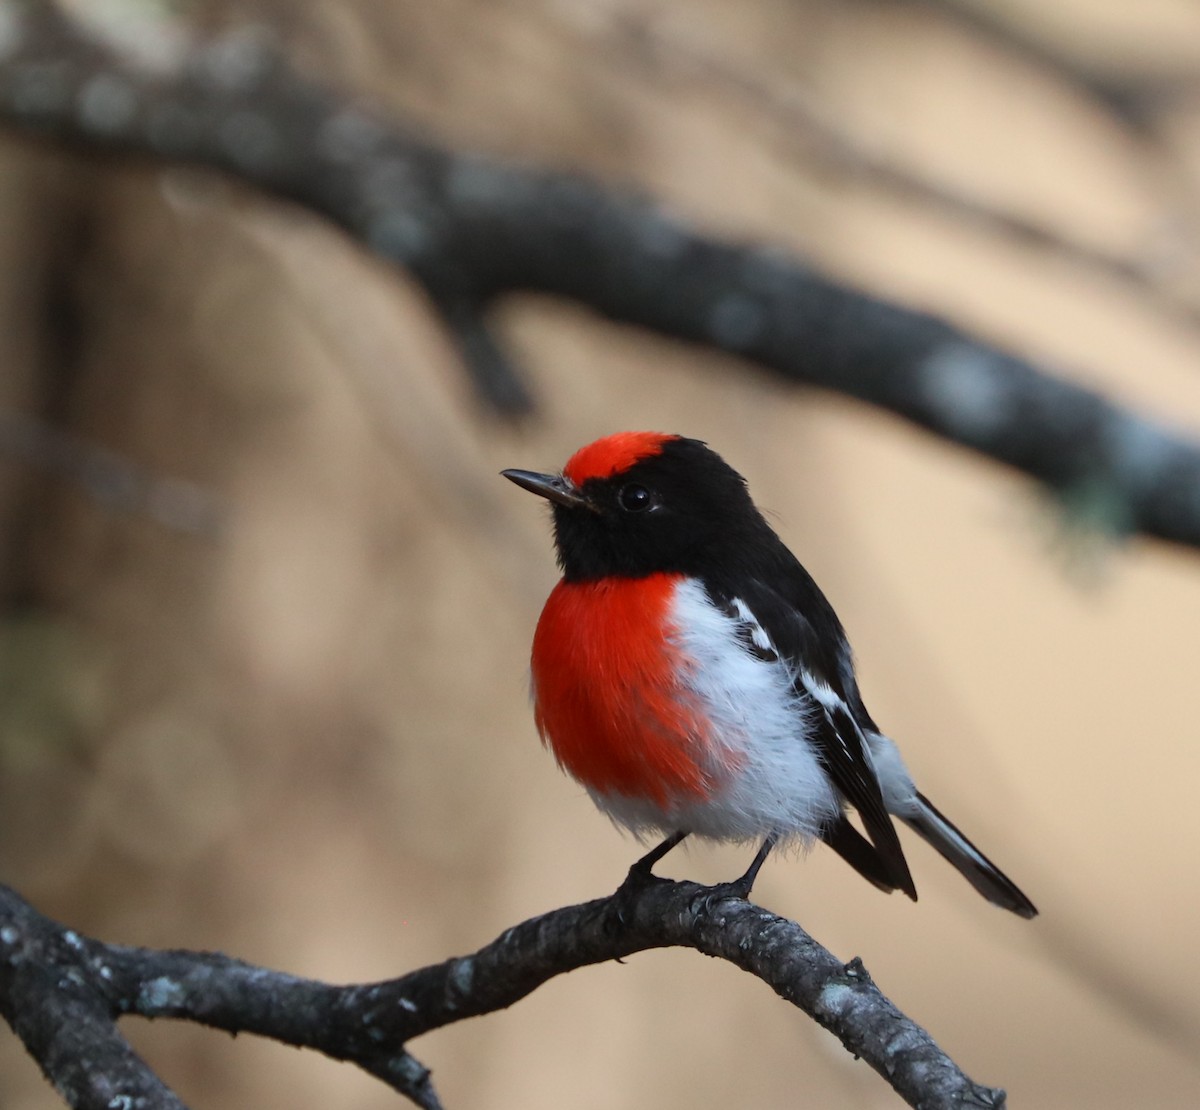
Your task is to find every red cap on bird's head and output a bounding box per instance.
[563,432,677,486]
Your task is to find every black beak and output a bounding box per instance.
[502,468,593,511]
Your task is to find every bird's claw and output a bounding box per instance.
[691,878,755,916]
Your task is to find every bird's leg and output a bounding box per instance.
[627,830,689,882]
[732,835,777,896]
[704,835,777,903]
[613,831,690,931]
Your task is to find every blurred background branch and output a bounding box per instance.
[1,1,1198,547]
[0,409,223,535]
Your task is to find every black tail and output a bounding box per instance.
[822,814,917,900]
[900,792,1037,919]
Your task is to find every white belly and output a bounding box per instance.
[589,577,841,845]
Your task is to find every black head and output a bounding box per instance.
[503,433,779,582]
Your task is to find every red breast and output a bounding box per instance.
[531,572,719,806]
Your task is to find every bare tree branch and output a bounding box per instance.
[0,878,1006,1110]
[0,900,188,1110]
[0,2,1196,550]
[0,887,443,1110]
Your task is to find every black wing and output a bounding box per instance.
[715,578,917,901]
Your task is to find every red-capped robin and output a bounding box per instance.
[503,432,1036,916]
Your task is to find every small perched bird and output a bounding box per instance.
[503,432,1036,917]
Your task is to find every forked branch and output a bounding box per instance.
[0,880,1004,1109]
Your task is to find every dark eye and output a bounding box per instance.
[618,483,653,512]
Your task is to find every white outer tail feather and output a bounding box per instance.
[866,730,1037,918]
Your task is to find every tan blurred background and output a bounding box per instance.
[1,0,1199,1106]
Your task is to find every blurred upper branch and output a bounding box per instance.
[0,2,1199,549]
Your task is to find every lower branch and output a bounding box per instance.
[0,878,1004,1110]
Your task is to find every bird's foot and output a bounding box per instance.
[692,835,777,910]
[620,831,688,890]
[689,876,756,917]
[612,831,689,929]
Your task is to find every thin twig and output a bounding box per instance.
[0,409,225,535]
[910,0,1199,127]
[606,9,1200,329]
